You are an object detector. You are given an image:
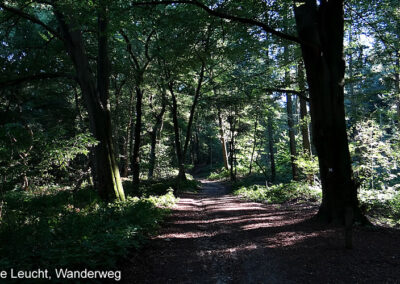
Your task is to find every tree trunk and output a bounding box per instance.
[73,87,83,123]
[169,82,187,181]
[131,86,143,185]
[298,62,313,184]
[267,111,276,182]
[395,51,400,128]
[55,9,124,201]
[228,109,236,182]
[121,89,134,177]
[217,108,229,170]
[287,93,298,180]
[182,61,205,160]
[194,128,200,164]
[112,78,125,163]
[348,26,358,121]
[298,61,311,155]
[284,42,298,181]
[294,0,365,223]
[248,116,258,175]
[148,92,166,179]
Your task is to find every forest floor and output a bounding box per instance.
[122,180,400,283]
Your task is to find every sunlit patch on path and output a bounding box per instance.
[123,181,400,283]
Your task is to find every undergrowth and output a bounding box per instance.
[208,167,230,180]
[0,185,177,272]
[233,180,400,227]
[233,181,322,204]
[123,174,200,196]
[359,189,400,227]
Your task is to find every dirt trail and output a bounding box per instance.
[123,180,400,283]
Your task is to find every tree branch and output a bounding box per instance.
[264,88,309,102]
[144,29,156,63]
[0,3,62,40]
[132,0,303,45]
[119,29,141,70]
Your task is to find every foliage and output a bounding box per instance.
[0,186,177,271]
[123,174,200,197]
[294,152,319,179]
[0,122,96,191]
[208,167,231,180]
[359,188,400,227]
[350,119,400,190]
[233,181,322,204]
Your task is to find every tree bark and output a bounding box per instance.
[228,109,236,182]
[267,110,276,182]
[248,115,258,175]
[121,89,135,177]
[287,93,298,180]
[131,86,143,185]
[294,0,364,223]
[112,78,126,162]
[284,42,298,181]
[182,61,205,160]
[55,8,125,201]
[298,61,311,155]
[395,51,400,128]
[148,91,166,179]
[169,82,187,181]
[298,61,313,183]
[217,108,229,170]
[194,127,200,164]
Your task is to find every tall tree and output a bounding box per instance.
[120,28,155,185]
[293,0,364,222]
[0,1,126,200]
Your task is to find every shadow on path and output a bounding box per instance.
[122,180,400,283]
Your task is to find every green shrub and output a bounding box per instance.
[233,181,322,204]
[123,174,200,197]
[208,167,230,180]
[359,188,400,227]
[0,186,177,271]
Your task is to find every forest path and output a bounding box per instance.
[122,180,400,283]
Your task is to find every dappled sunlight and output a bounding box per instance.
[156,231,220,239]
[173,198,203,210]
[127,181,400,283]
[198,243,259,257]
[263,231,324,248]
[173,214,288,225]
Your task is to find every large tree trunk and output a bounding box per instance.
[217,109,229,170]
[267,110,276,182]
[294,0,364,223]
[55,9,125,201]
[169,82,187,181]
[131,86,143,185]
